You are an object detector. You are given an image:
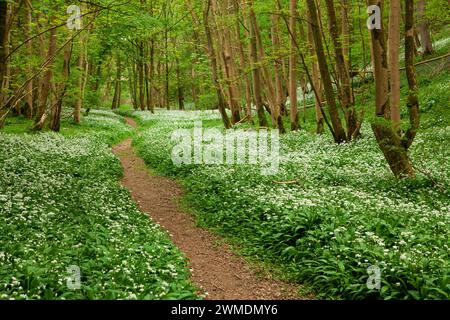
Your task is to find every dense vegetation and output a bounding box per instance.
[127,63,449,299]
[131,101,449,299]
[0,0,449,301]
[0,111,198,299]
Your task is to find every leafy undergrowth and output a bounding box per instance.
[0,111,199,300]
[2,109,134,144]
[132,108,449,300]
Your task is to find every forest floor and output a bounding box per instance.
[112,119,305,300]
[1,48,448,300]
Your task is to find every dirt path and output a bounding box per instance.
[124,117,138,128]
[112,124,304,299]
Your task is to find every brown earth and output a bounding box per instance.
[112,118,307,300]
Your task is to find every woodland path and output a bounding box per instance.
[112,118,305,300]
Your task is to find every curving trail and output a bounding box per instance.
[112,118,306,300]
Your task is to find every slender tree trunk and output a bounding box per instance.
[306,0,346,143]
[233,0,253,122]
[203,0,231,129]
[341,0,351,74]
[368,0,415,177]
[0,0,9,127]
[164,25,170,110]
[148,39,155,113]
[252,10,277,123]
[175,56,184,110]
[0,1,7,95]
[389,0,401,129]
[307,19,324,134]
[417,0,433,56]
[133,62,139,109]
[325,0,358,139]
[403,0,420,150]
[34,27,57,130]
[49,42,72,132]
[144,61,152,112]
[139,43,146,110]
[271,14,286,133]
[74,43,85,123]
[248,0,268,127]
[289,0,299,131]
[215,0,241,123]
[23,0,33,118]
[191,67,198,109]
[111,58,122,110]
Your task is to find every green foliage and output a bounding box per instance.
[425,0,450,29]
[197,92,218,110]
[0,111,199,300]
[132,108,449,300]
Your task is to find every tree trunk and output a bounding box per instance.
[133,62,139,109]
[403,0,420,150]
[248,0,268,127]
[164,25,170,110]
[417,0,433,56]
[341,0,351,74]
[215,0,241,123]
[111,58,122,110]
[306,0,346,143]
[324,0,358,139]
[233,0,253,123]
[191,66,198,109]
[49,42,72,132]
[203,0,231,129]
[74,43,84,123]
[389,0,401,129]
[139,43,146,111]
[176,56,184,110]
[0,1,7,94]
[24,0,33,118]
[34,27,57,131]
[0,0,9,127]
[148,39,155,113]
[251,7,278,127]
[289,0,299,131]
[307,19,324,134]
[271,14,286,133]
[368,0,415,177]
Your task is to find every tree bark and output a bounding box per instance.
[24,0,33,118]
[368,0,415,177]
[341,0,351,74]
[203,0,231,129]
[248,0,268,127]
[74,39,85,123]
[34,27,57,131]
[403,0,420,150]
[215,0,241,123]
[324,0,358,139]
[139,43,146,111]
[307,14,324,134]
[271,14,286,133]
[111,57,122,110]
[0,0,9,127]
[148,39,155,113]
[389,0,401,129]
[306,0,346,143]
[49,42,72,132]
[417,0,433,56]
[175,55,184,110]
[289,0,299,131]
[233,0,253,123]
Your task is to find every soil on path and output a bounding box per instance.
[112,121,305,299]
